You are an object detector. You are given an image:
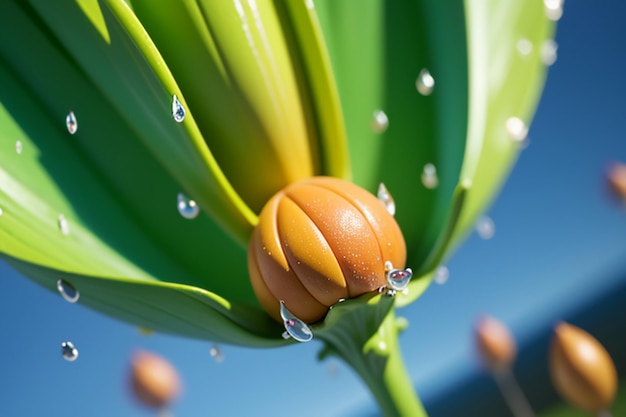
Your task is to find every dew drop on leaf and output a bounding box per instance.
[416,68,435,96]
[544,0,564,21]
[177,193,199,219]
[66,111,78,134]
[516,38,533,57]
[541,39,558,66]
[506,117,528,142]
[371,110,389,133]
[280,301,312,342]
[421,163,439,189]
[377,183,396,216]
[0,207,3,216]
[57,279,79,303]
[61,341,79,362]
[172,94,186,123]
[58,214,70,235]
[15,140,22,154]
[386,266,413,291]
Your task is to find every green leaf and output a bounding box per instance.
[127,0,349,212]
[447,0,555,246]
[316,0,554,277]
[6,257,283,346]
[315,0,469,270]
[0,0,272,343]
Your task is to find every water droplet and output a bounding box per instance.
[506,117,528,142]
[386,264,413,291]
[377,183,396,216]
[516,38,533,57]
[434,265,449,285]
[421,163,439,189]
[327,362,339,376]
[57,279,79,303]
[544,0,564,21]
[476,216,496,240]
[15,140,22,154]
[61,341,79,361]
[57,214,70,235]
[371,110,389,133]
[209,344,224,363]
[66,111,78,134]
[416,68,435,96]
[541,39,558,66]
[177,193,199,219]
[0,207,3,216]
[280,301,313,342]
[172,94,186,123]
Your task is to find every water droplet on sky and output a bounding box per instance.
[327,362,339,377]
[66,111,78,134]
[172,94,186,123]
[516,38,533,57]
[416,68,435,96]
[541,39,558,66]
[57,279,79,303]
[476,216,496,240]
[61,341,79,361]
[177,193,199,219]
[15,140,22,154]
[210,344,224,363]
[280,301,313,342]
[371,110,389,133]
[506,117,528,142]
[434,265,449,285]
[421,163,439,189]
[377,183,396,216]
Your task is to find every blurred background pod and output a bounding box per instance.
[475,315,517,372]
[549,322,618,413]
[0,0,554,347]
[129,349,182,410]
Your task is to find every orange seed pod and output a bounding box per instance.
[248,177,407,324]
[549,322,617,413]
[130,350,181,409]
[474,315,517,372]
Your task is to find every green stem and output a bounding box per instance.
[318,307,427,417]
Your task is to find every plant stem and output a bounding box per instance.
[318,308,427,417]
[493,368,535,417]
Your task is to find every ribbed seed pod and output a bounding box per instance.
[248,177,407,324]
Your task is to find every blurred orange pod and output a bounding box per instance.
[549,322,617,413]
[130,350,182,410]
[474,315,517,372]
[607,161,626,199]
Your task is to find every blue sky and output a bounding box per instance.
[2,1,626,416]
